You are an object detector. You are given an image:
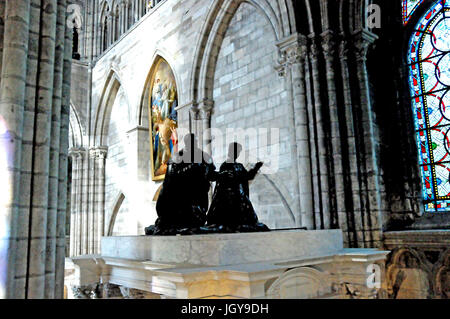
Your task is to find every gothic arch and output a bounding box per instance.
[69,102,84,149]
[266,267,329,298]
[93,69,125,146]
[107,191,126,236]
[432,249,450,298]
[254,174,296,224]
[137,51,182,126]
[386,248,434,298]
[190,0,287,105]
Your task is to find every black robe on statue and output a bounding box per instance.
[206,161,269,232]
[145,148,216,235]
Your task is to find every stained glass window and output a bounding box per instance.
[408,0,450,212]
[403,0,427,25]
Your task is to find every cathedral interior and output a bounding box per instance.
[0,0,449,299]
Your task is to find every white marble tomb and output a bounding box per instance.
[65,230,390,299]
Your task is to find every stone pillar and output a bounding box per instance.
[68,150,81,256]
[96,147,107,252]
[338,38,359,247]
[353,29,383,247]
[121,2,127,35]
[189,107,200,140]
[0,0,31,299]
[321,30,344,229]
[89,146,107,254]
[45,0,67,298]
[199,100,213,157]
[0,0,72,299]
[308,35,331,229]
[27,0,58,299]
[87,148,96,254]
[277,34,315,230]
[112,11,117,43]
[304,52,320,230]
[81,148,89,255]
[125,2,129,30]
[107,12,113,48]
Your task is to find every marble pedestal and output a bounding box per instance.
[65,230,390,299]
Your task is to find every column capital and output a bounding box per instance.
[189,104,200,120]
[198,99,214,120]
[338,38,349,61]
[275,33,308,77]
[320,30,336,58]
[68,147,85,159]
[89,146,108,159]
[352,29,378,62]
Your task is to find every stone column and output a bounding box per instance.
[0,0,71,299]
[75,149,86,255]
[189,106,200,140]
[321,30,344,229]
[95,147,107,252]
[0,0,31,299]
[107,12,113,48]
[353,29,383,247]
[277,35,315,230]
[27,0,58,299]
[68,149,81,257]
[125,2,129,30]
[81,148,89,255]
[45,0,67,298]
[199,100,213,157]
[112,11,117,43]
[121,2,127,35]
[87,148,96,254]
[308,35,330,229]
[338,38,359,247]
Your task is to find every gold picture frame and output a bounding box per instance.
[148,58,178,181]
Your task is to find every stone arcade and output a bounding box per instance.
[0,0,449,299]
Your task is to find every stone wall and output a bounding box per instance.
[211,3,297,229]
[71,0,303,240]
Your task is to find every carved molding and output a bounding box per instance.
[275,34,307,77]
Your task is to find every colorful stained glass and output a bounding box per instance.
[408,0,450,212]
[403,0,427,25]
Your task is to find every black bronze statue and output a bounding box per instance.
[206,142,269,232]
[145,134,215,235]
[145,137,270,235]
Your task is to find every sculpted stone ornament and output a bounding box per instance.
[206,142,270,233]
[145,134,216,235]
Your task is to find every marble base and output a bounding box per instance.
[65,230,390,299]
[101,230,343,266]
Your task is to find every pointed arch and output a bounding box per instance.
[107,191,126,236]
[137,50,182,126]
[190,0,286,105]
[406,0,450,212]
[69,102,84,149]
[93,69,124,146]
[140,54,180,181]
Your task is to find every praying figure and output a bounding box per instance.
[206,142,270,232]
[145,134,215,235]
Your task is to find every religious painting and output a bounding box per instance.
[149,59,178,181]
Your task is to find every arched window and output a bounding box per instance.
[114,6,120,41]
[102,14,108,51]
[403,0,427,25]
[408,0,450,212]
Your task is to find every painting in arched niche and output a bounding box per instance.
[148,58,178,181]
